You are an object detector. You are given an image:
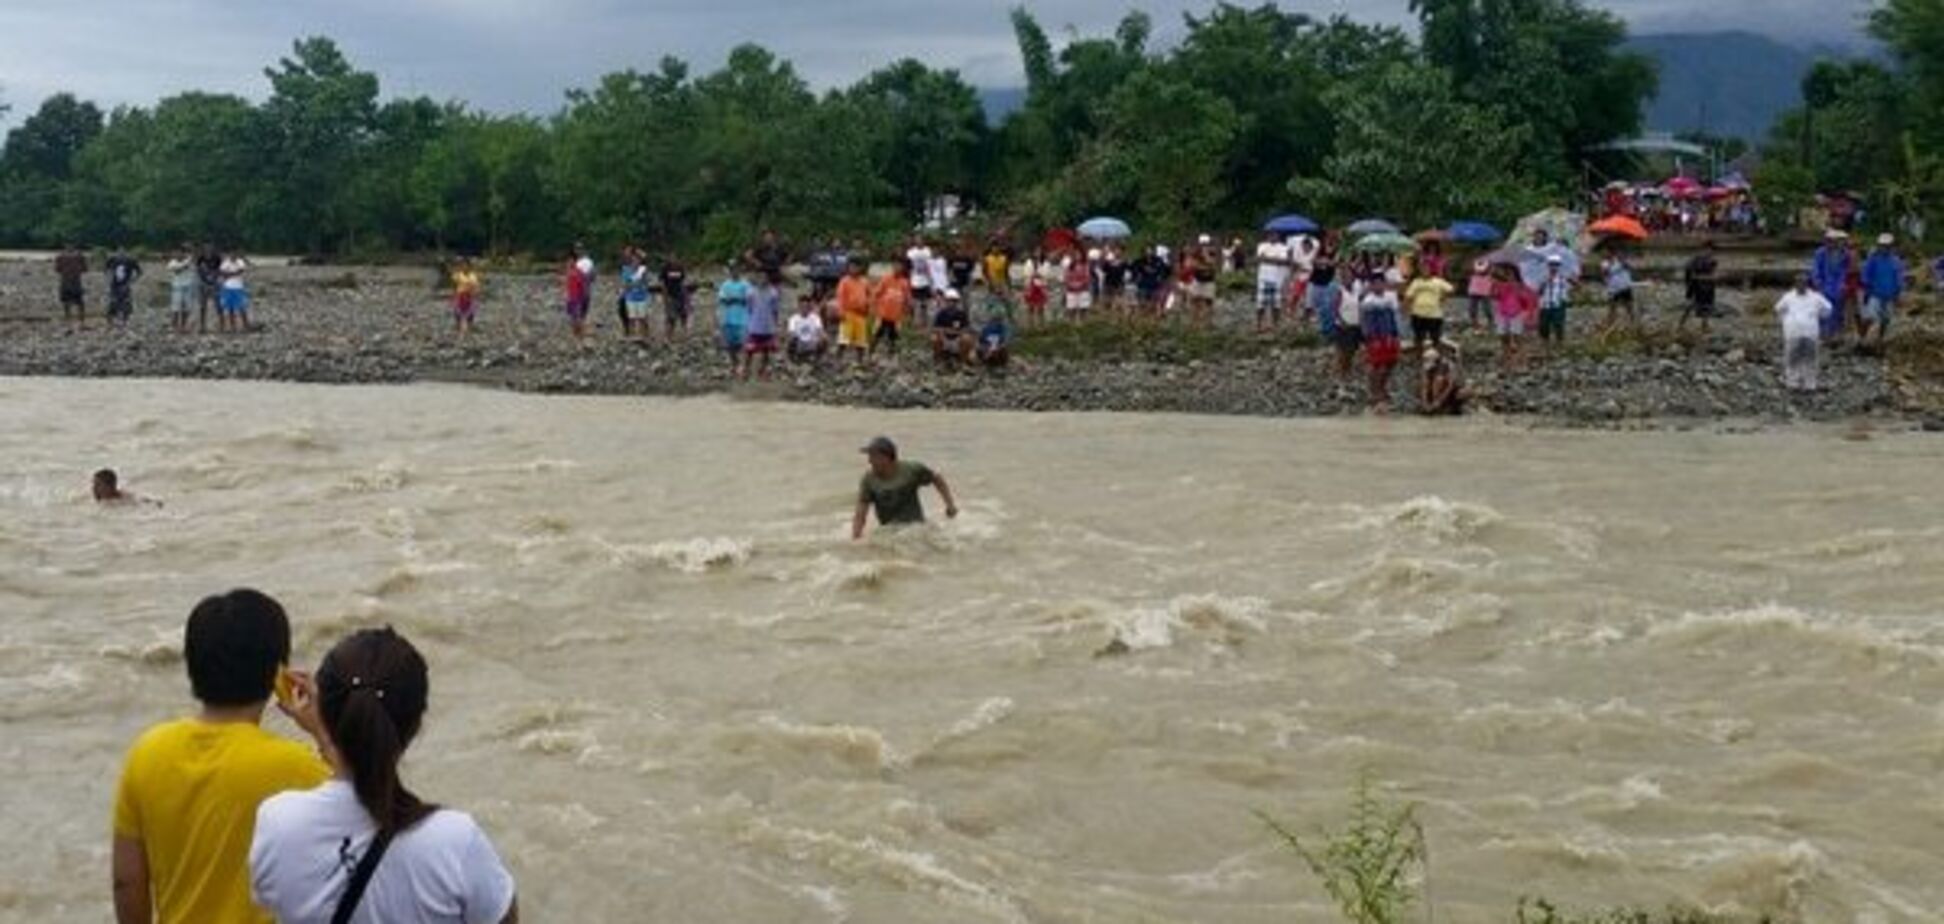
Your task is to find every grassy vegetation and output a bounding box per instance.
[1257,774,1428,924]
[1263,776,1787,924]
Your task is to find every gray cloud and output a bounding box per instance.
[0,0,1874,123]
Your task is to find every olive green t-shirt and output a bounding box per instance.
[860,461,935,525]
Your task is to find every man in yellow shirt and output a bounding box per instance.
[112,589,328,924]
[1403,272,1456,351]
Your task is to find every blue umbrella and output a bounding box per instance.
[1346,218,1401,237]
[1077,217,1132,240]
[1264,214,1321,235]
[1447,221,1503,245]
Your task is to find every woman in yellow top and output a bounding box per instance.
[1403,272,1456,350]
[451,257,482,335]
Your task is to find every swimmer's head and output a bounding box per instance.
[93,468,119,502]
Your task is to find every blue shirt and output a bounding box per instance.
[1862,251,1904,301]
[717,279,751,329]
[747,285,781,336]
[623,265,651,301]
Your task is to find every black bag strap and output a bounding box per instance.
[330,830,395,924]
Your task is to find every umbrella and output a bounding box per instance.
[1414,229,1451,244]
[1264,214,1321,235]
[1588,215,1649,241]
[1512,208,1585,249]
[1447,221,1503,245]
[1483,248,1524,267]
[1349,232,1419,254]
[1663,176,1703,199]
[1077,216,1132,240]
[1041,227,1078,254]
[1347,218,1402,237]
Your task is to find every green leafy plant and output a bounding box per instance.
[1257,774,1428,924]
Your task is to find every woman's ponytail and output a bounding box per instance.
[317,627,435,837]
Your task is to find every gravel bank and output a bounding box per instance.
[1,260,1934,429]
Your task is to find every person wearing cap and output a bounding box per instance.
[1536,253,1574,351]
[853,437,958,540]
[930,289,975,366]
[1859,233,1905,346]
[1809,230,1853,340]
[1775,273,1834,392]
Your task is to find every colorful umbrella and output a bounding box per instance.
[1447,221,1504,245]
[1347,218,1402,237]
[1349,232,1419,254]
[1663,176,1704,200]
[1588,215,1649,241]
[1484,248,1524,267]
[1264,214,1321,235]
[1041,227,1078,253]
[1077,217,1132,240]
[1413,229,1451,244]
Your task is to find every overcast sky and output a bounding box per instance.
[0,0,1875,124]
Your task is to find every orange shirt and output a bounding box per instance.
[836,276,872,318]
[873,276,912,323]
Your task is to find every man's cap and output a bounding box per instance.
[861,436,897,456]
[943,289,962,301]
[1546,254,1564,264]
[1197,234,1213,245]
[1878,233,1895,246]
[1826,229,1848,241]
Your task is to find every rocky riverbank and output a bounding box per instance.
[1,260,1937,429]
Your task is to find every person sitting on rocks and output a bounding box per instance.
[977,312,1012,369]
[1419,345,1466,416]
[930,290,976,367]
[787,297,827,365]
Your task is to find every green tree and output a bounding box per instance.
[1292,61,1536,228]
[1093,70,1241,238]
[0,92,105,243]
[253,37,380,252]
[845,60,990,223]
[549,59,702,250]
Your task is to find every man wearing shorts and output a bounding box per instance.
[872,260,913,356]
[738,270,783,380]
[1679,241,1720,335]
[105,246,142,329]
[834,259,872,364]
[167,246,197,333]
[1062,251,1093,321]
[1254,232,1292,330]
[1860,234,1905,346]
[659,256,690,336]
[54,244,88,329]
[195,244,223,333]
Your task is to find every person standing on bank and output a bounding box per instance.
[852,437,959,540]
[251,627,518,924]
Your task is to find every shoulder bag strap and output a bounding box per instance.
[330,830,395,924]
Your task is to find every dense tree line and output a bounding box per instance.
[0,2,1657,258]
[1754,0,1944,237]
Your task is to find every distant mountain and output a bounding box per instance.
[1627,31,1821,142]
[978,87,1027,125]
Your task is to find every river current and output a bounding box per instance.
[2,377,1940,922]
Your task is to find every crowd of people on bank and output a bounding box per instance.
[34,219,1944,410]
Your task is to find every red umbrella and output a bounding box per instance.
[1588,215,1650,241]
[1663,176,1703,200]
[1041,227,1078,254]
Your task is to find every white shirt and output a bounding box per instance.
[574,256,595,280]
[220,257,249,290]
[1255,241,1291,285]
[788,312,825,344]
[1290,236,1320,276]
[251,781,515,924]
[1775,289,1832,340]
[906,247,933,288]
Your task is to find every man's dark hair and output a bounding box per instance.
[184,589,291,706]
[93,469,117,489]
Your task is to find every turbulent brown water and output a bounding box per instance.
[3,377,1941,923]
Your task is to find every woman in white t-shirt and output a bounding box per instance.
[251,628,517,924]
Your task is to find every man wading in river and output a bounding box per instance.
[852,437,959,540]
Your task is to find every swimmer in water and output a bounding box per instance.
[852,436,958,540]
[93,469,158,506]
